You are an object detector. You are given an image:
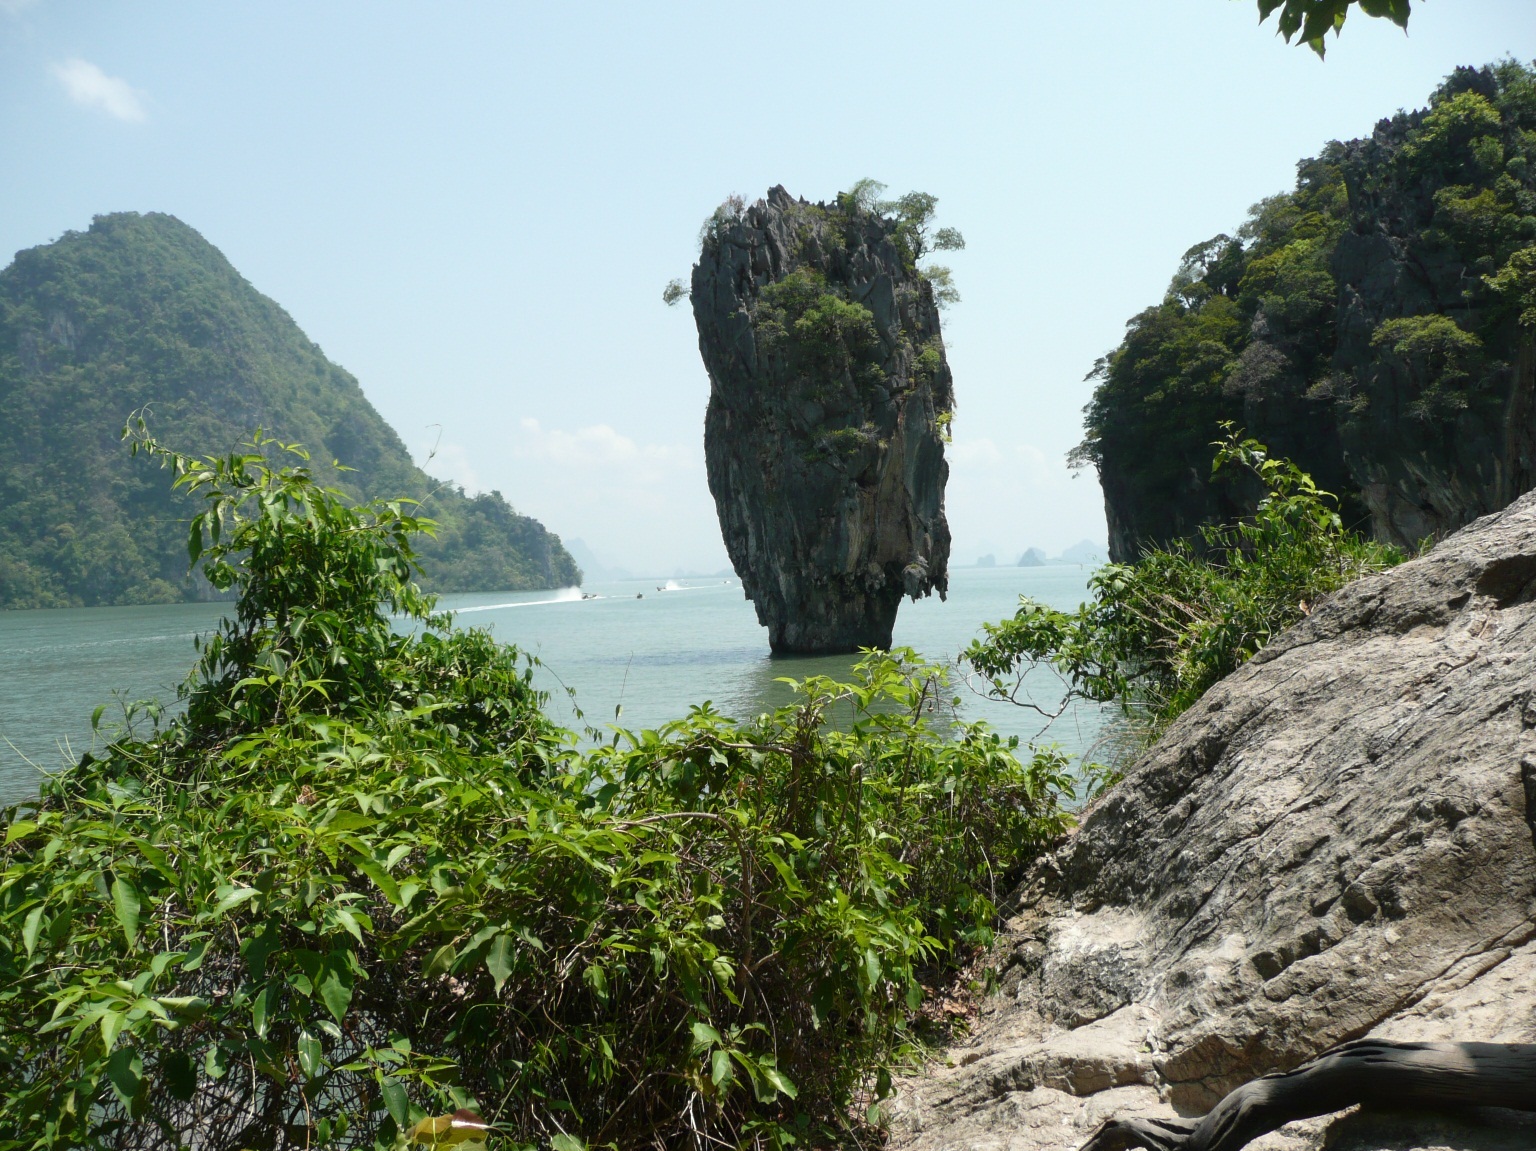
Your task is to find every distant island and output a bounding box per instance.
[0,212,580,609]
[965,540,1105,567]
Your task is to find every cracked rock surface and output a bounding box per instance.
[890,492,1536,1150]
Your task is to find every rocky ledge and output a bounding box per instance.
[891,491,1536,1150]
[690,186,952,653]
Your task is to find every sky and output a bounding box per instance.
[3,2,1534,575]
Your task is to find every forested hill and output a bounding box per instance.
[0,212,580,608]
[1078,61,1536,561]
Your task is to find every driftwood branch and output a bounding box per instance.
[1079,1039,1536,1151]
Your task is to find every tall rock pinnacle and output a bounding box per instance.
[691,186,953,654]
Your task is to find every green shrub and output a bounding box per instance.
[966,430,1406,744]
[0,427,1078,1150]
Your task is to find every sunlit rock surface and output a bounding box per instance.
[892,491,1536,1150]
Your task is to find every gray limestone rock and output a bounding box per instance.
[890,490,1536,1150]
[690,187,952,653]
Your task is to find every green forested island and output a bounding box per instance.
[0,212,580,609]
[1079,61,1536,559]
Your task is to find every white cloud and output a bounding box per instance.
[514,418,686,484]
[499,418,723,575]
[51,58,147,122]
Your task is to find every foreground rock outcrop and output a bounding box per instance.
[892,490,1536,1150]
[691,187,952,653]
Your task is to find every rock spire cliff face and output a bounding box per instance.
[691,187,952,653]
[1084,63,1536,563]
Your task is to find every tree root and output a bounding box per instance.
[1078,1039,1536,1151]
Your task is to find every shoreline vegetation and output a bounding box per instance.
[0,417,1394,1149]
[0,426,1084,1149]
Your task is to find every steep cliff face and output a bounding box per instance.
[691,187,952,653]
[1083,62,1536,561]
[1329,71,1536,546]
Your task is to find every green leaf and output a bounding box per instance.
[111,876,141,948]
[762,1065,799,1099]
[252,984,276,1038]
[582,962,609,1002]
[422,942,456,978]
[690,1020,722,1053]
[131,837,178,883]
[710,1048,733,1087]
[549,1135,586,1151]
[163,1050,197,1101]
[104,1044,143,1108]
[212,885,260,916]
[485,933,513,993]
[381,1078,411,1129]
[875,1065,893,1099]
[158,995,209,1020]
[763,849,806,895]
[297,1030,324,1080]
[332,905,367,944]
[709,955,737,1001]
[352,853,401,905]
[21,905,44,958]
[100,1009,127,1051]
[319,963,354,1024]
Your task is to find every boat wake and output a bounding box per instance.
[453,587,588,613]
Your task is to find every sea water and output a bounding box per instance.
[0,565,1108,808]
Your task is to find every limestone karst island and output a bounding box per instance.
[4,5,1536,1151]
[691,185,954,653]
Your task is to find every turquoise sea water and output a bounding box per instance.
[0,565,1108,808]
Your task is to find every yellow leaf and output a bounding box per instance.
[408,1109,490,1147]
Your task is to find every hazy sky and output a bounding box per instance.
[4,2,1534,574]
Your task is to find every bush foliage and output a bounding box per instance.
[0,428,1078,1150]
[967,431,1406,741]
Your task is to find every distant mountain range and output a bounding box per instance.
[0,212,579,609]
[969,540,1105,568]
